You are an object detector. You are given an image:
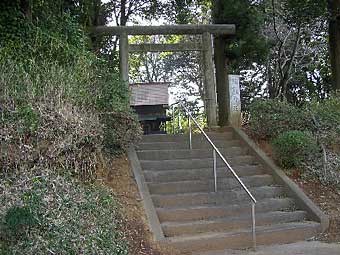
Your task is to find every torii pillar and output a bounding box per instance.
[119,32,129,83]
[202,32,218,127]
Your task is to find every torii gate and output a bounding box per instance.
[93,24,236,127]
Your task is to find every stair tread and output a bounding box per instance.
[156,198,294,212]
[167,221,320,242]
[143,164,263,173]
[141,133,233,141]
[151,185,282,199]
[146,174,272,186]
[142,132,232,138]
[137,140,241,146]
[140,155,254,163]
[137,147,244,153]
[161,210,306,227]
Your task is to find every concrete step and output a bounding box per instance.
[136,139,242,151]
[162,210,307,237]
[167,222,321,253]
[141,132,234,143]
[140,156,257,171]
[152,186,284,208]
[157,198,295,223]
[137,147,247,161]
[147,175,274,195]
[144,165,266,183]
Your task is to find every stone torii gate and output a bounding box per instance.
[93,24,236,127]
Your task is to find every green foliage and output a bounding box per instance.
[305,151,340,188]
[0,171,129,254]
[93,61,129,112]
[165,106,207,134]
[248,99,313,139]
[213,0,269,70]
[101,111,142,155]
[15,106,40,134]
[283,0,327,25]
[272,130,319,168]
[0,1,30,46]
[309,97,340,150]
[3,206,37,238]
[0,0,141,177]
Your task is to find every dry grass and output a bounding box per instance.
[1,101,103,181]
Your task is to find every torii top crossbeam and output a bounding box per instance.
[93,24,235,36]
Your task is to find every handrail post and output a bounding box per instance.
[188,115,192,150]
[251,202,256,251]
[172,105,175,134]
[178,109,181,134]
[213,149,217,192]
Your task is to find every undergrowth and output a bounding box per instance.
[0,170,128,254]
[0,9,141,180]
[0,2,141,254]
[248,98,340,188]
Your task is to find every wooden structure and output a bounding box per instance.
[93,24,236,127]
[130,82,170,135]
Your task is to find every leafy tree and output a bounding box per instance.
[328,0,340,92]
[212,0,268,124]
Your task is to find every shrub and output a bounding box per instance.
[309,97,340,151]
[248,99,313,139]
[304,151,340,188]
[272,130,320,168]
[0,14,142,177]
[101,111,142,155]
[4,206,37,238]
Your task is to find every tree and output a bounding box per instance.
[328,0,340,92]
[212,0,268,124]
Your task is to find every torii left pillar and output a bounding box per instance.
[119,32,129,83]
[202,32,218,127]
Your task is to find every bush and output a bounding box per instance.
[3,206,37,239]
[101,111,142,155]
[248,99,313,139]
[0,15,141,177]
[304,151,340,188]
[309,97,340,151]
[272,130,319,168]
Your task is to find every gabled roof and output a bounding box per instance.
[130,82,169,106]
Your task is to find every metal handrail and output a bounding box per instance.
[171,102,257,250]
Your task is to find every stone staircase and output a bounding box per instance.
[130,128,327,254]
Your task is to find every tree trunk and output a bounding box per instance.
[328,0,340,92]
[120,0,128,26]
[278,26,301,100]
[20,0,32,21]
[90,0,103,53]
[214,36,229,126]
[212,0,229,127]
